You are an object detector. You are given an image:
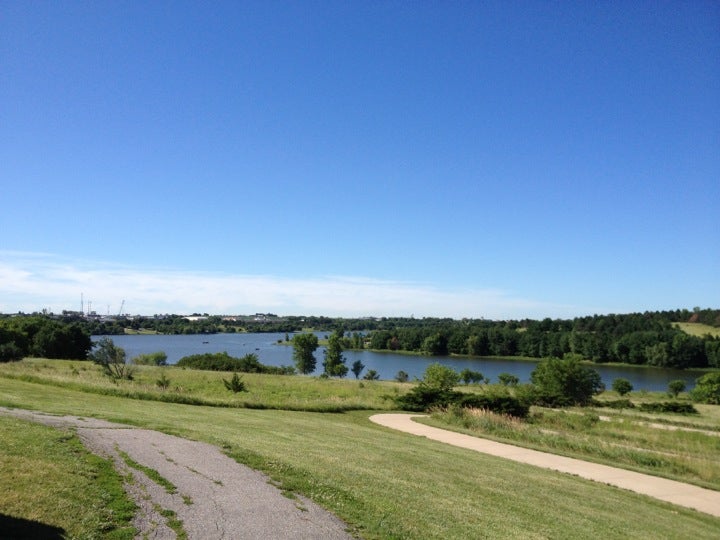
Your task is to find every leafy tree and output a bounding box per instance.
[667,379,686,398]
[395,370,409,383]
[690,372,720,404]
[530,357,604,406]
[292,333,318,374]
[89,337,133,380]
[223,372,247,393]
[423,363,460,391]
[0,342,23,363]
[612,378,633,396]
[351,359,365,379]
[466,333,491,356]
[323,329,348,377]
[422,333,448,356]
[31,321,91,360]
[363,369,380,380]
[498,373,519,386]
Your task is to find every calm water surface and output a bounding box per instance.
[95,333,706,391]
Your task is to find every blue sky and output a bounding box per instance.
[1,1,718,318]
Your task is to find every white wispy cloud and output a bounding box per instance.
[0,251,578,319]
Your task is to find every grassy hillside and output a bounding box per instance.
[1,369,719,538]
[675,322,720,338]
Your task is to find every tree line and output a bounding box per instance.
[2,308,719,369]
[366,310,720,369]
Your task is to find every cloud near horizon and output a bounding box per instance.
[0,252,577,319]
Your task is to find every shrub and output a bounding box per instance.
[393,385,462,412]
[395,370,409,383]
[690,372,720,404]
[156,372,171,390]
[460,368,484,385]
[591,398,635,409]
[176,352,293,374]
[497,373,519,386]
[363,369,380,380]
[612,378,633,396]
[457,392,530,418]
[638,401,698,414]
[393,384,529,418]
[89,337,134,380]
[530,357,604,407]
[223,373,247,393]
[423,363,460,391]
[667,379,687,398]
[132,351,168,366]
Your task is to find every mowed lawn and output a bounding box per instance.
[1,377,718,539]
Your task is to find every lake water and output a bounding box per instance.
[94,333,707,392]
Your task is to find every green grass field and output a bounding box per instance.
[0,415,136,539]
[1,360,719,538]
[674,322,720,337]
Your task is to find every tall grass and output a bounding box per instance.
[0,358,403,411]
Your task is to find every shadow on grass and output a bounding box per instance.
[0,513,65,539]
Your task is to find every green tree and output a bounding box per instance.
[323,329,348,377]
[32,321,91,360]
[612,378,633,396]
[423,363,460,391]
[292,333,318,374]
[89,337,133,380]
[668,379,686,398]
[422,333,448,356]
[395,370,409,383]
[530,357,604,406]
[351,359,365,379]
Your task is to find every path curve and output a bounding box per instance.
[369,413,720,518]
[1,408,352,539]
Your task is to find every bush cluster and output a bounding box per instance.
[393,385,530,418]
[176,352,294,374]
[638,402,698,414]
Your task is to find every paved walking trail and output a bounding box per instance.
[369,413,720,518]
[1,408,352,540]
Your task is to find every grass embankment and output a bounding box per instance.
[0,358,402,411]
[0,415,136,539]
[1,370,719,539]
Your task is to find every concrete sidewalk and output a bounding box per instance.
[369,413,720,518]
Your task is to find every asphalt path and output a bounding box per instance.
[369,413,720,518]
[1,408,352,539]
